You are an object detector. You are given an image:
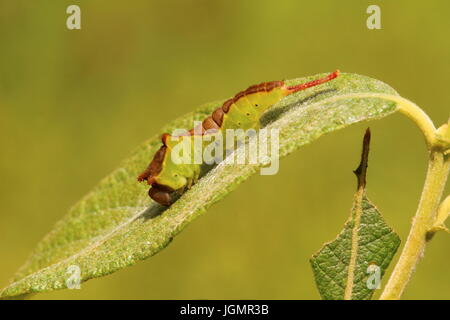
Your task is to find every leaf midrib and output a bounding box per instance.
[344,187,364,300]
[1,206,152,295]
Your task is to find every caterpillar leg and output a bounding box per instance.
[148,186,173,206]
[185,178,194,190]
[186,167,201,190]
[183,174,197,192]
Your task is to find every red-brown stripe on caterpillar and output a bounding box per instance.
[285,70,339,93]
[137,145,167,185]
[138,71,340,206]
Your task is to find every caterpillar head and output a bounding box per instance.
[137,134,181,206]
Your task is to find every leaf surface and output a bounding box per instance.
[1,73,400,298]
[310,195,401,300]
[310,129,401,300]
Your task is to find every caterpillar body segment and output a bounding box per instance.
[138,71,340,206]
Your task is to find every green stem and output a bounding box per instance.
[331,93,437,148]
[380,151,450,299]
[326,93,449,299]
[366,93,450,299]
[395,97,437,149]
[431,194,450,231]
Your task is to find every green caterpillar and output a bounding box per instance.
[138,71,340,206]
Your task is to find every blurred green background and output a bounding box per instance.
[1,0,449,299]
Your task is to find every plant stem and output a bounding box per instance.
[331,93,449,299]
[334,93,437,148]
[431,194,450,231]
[380,151,450,299]
[372,93,450,299]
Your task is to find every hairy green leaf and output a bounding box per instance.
[310,195,401,300]
[1,73,400,298]
[310,130,401,300]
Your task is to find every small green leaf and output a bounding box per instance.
[311,195,401,300]
[310,129,401,300]
[1,73,400,298]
